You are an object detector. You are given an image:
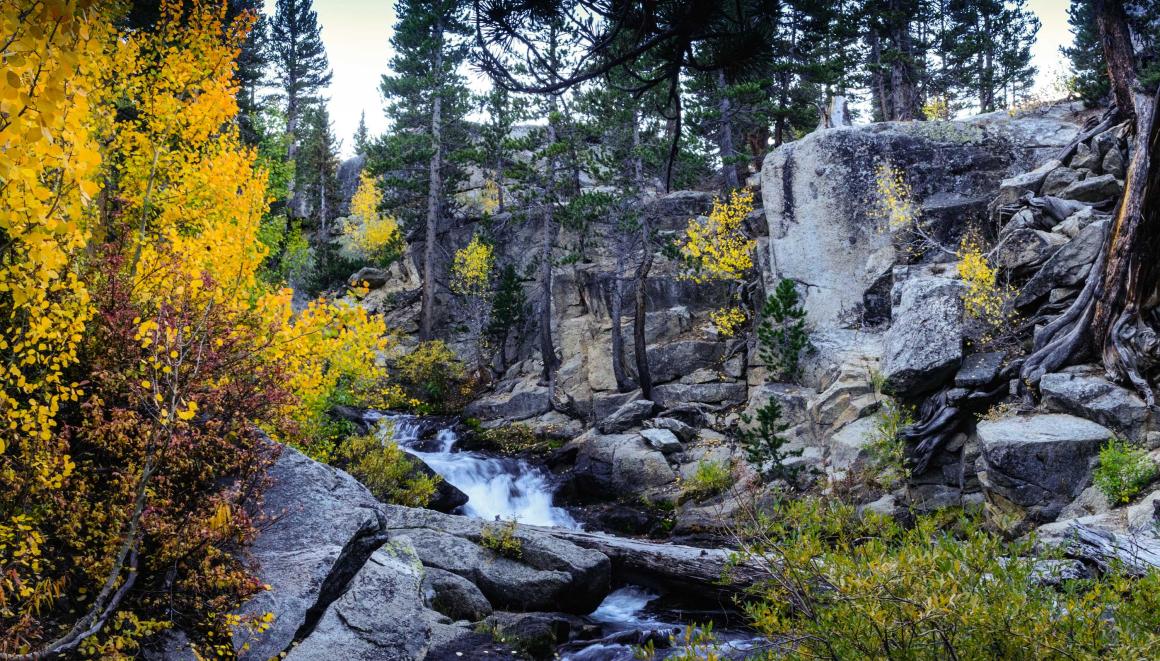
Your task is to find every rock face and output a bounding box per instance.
[882,267,964,398]
[563,431,677,499]
[384,505,611,615]
[598,398,654,433]
[1040,370,1150,440]
[234,446,394,661]
[762,114,1077,328]
[285,545,431,661]
[977,414,1112,523]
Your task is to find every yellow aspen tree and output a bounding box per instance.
[0,0,111,641]
[451,234,495,374]
[678,188,757,335]
[341,170,401,263]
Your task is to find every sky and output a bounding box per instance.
[265,1,1079,158]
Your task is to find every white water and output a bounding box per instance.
[368,412,579,528]
[589,586,661,626]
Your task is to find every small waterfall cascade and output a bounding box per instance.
[366,412,578,528]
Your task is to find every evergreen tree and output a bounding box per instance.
[269,0,331,215]
[944,0,1038,113]
[296,103,342,235]
[228,0,268,145]
[865,0,927,121]
[353,110,370,155]
[1064,0,1110,105]
[378,0,471,341]
[1065,0,1160,108]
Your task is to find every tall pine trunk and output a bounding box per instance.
[716,69,740,190]
[539,117,561,389]
[634,212,653,400]
[419,22,444,341]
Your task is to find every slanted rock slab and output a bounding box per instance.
[1040,371,1150,440]
[286,544,431,661]
[882,268,964,398]
[977,414,1112,523]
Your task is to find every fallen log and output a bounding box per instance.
[535,526,766,601]
[1060,524,1160,576]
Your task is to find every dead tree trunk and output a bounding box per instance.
[1023,0,1160,405]
[539,117,561,389]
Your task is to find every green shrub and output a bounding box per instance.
[737,397,802,483]
[394,340,466,406]
[1094,437,1158,504]
[866,400,914,489]
[757,278,811,381]
[681,460,734,503]
[480,519,522,559]
[733,496,1160,658]
[335,433,439,507]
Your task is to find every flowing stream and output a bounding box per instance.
[367,412,751,659]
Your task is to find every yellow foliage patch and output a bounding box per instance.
[679,188,757,284]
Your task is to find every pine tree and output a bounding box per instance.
[228,0,268,145]
[296,103,342,235]
[269,0,331,215]
[865,0,927,121]
[1064,0,1110,105]
[353,110,370,155]
[378,0,471,341]
[944,0,1038,113]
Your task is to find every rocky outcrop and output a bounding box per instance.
[561,430,677,500]
[977,414,1112,523]
[762,112,1078,328]
[284,545,430,661]
[881,266,964,398]
[234,446,395,661]
[1040,369,1151,440]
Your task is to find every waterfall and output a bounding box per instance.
[368,412,579,529]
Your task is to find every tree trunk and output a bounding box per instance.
[1097,0,1138,124]
[715,69,740,190]
[869,29,889,122]
[633,213,653,400]
[1023,0,1160,405]
[539,118,561,388]
[609,259,629,392]
[419,24,444,342]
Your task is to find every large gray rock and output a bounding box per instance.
[1070,142,1102,170]
[598,398,654,433]
[640,428,682,454]
[1040,371,1150,440]
[762,115,1077,328]
[465,378,551,421]
[1015,219,1108,308]
[422,567,493,622]
[383,505,611,614]
[1041,166,1080,197]
[882,268,964,398]
[286,544,431,661]
[996,159,1061,205]
[828,415,878,472]
[651,381,747,407]
[647,416,697,443]
[1059,173,1123,202]
[235,447,391,661]
[647,340,726,385]
[991,229,1066,274]
[565,431,677,498]
[977,414,1112,522]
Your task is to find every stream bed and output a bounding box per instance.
[366,412,760,659]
